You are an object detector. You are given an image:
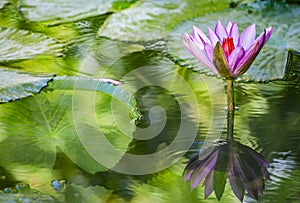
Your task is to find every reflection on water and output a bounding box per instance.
[0,47,300,202]
[0,47,299,202]
[184,140,270,201]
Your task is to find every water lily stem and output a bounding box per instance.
[227,78,234,141]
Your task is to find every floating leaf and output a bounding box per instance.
[0,68,53,103]
[48,76,140,119]
[0,76,139,175]
[283,50,300,80]
[98,0,230,41]
[18,0,136,24]
[63,37,145,75]
[0,27,64,62]
[167,6,300,82]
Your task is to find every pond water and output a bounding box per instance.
[0,0,300,202]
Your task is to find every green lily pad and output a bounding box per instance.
[0,27,64,63]
[98,0,230,41]
[18,0,136,24]
[0,76,139,174]
[48,76,140,119]
[283,50,300,80]
[167,6,300,82]
[0,68,54,103]
[64,37,145,75]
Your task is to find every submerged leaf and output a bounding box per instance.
[0,68,53,103]
[0,27,64,62]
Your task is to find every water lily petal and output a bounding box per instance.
[184,170,194,181]
[193,26,211,45]
[181,33,192,52]
[237,148,265,201]
[233,41,260,76]
[186,156,207,171]
[228,166,245,201]
[203,170,214,198]
[247,187,259,201]
[229,23,239,47]
[185,148,219,172]
[215,20,228,40]
[204,43,214,62]
[234,25,271,77]
[229,47,245,72]
[263,26,273,45]
[232,158,259,200]
[208,27,220,48]
[247,148,268,168]
[239,23,256,50]
[187,40,217,73]
[226,21,233,34]
[254,31,266,48]
[244,162,263,184]
[254,26,273,48]
[246,148,270,180]
[190,151,218,189]
[182,33,204,49]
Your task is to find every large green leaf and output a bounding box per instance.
[48,76,140,119]
[283,50,300,80]
[98,0,230,41]
[167,5,300,82]
[0,27,64,63]
[0,68,53,103]
[18,0,137,25]
[0,76,139,175]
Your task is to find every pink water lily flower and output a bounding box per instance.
[182,20,273,78]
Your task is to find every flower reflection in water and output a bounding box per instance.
[184,140,270,201]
